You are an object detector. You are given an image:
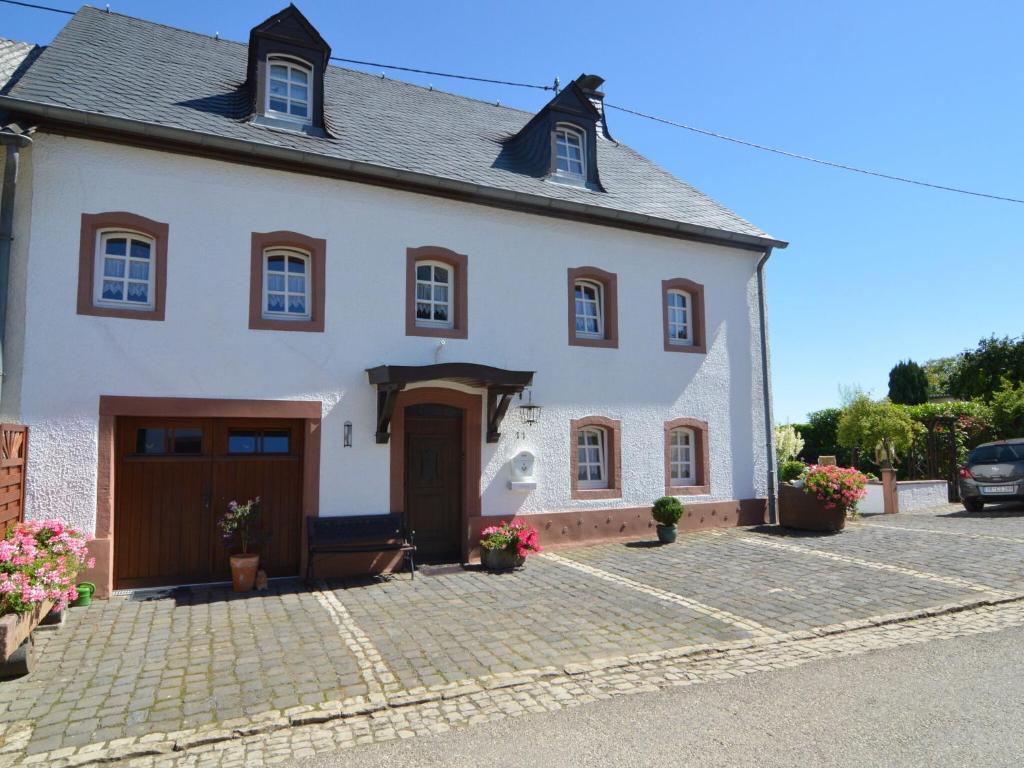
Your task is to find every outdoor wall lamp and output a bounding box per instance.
[517,389,542,425]
[343,421,353,447]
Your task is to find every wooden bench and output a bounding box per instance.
[306,514,416,581]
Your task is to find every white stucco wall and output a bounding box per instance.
[3,134,770,534]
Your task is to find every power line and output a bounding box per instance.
[606,102,1024,205]
[0,0,557,91]
[329,55,556,92]
[0,0,73,15]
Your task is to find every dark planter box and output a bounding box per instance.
[779,484,847,532]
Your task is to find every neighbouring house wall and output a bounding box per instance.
[8,134,770,534]
[0,144,34,417]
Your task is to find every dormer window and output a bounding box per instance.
[554,125,585,179]
[247,5,331,135]
[266,55,312,124]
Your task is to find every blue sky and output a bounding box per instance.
[4,1,1022,423]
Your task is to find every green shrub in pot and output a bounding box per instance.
[779,459,806,483]
[651,496,684,543]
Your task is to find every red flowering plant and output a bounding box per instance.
[0,520,94,615]
[802,464,868,516]
[479,520,541,558]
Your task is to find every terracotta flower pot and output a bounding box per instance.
[481,547,525,572]
[229,554,260,592]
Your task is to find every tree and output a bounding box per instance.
[990,379,1024,438]
[837,395,917,469]
[774,424,805,464]
[887,360,929,405]
[794,408,847,465]
[923,356,959,398]
[948,335,1024,401]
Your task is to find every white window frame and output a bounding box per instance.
[667,289,692,346]
[263,247,312,321]
[577,427,608,489]
[93,229,156,311]
[669,427,696,486]
[574,279,603,339]
[554,124,586,179]
[266,54,313,125]
[414,260,455,329]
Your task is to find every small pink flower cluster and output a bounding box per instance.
[802,464,868,512]
[480,519,541,558]
[0,520,93,615]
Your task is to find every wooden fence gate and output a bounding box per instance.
[0,424,28,537]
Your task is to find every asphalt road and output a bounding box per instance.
[305,625,1024,767]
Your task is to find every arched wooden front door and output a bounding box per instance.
[403,404,463,562]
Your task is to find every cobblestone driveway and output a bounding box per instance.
[2,502,1023,766]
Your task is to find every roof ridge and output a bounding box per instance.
[75,5,538,119]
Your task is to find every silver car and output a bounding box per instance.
[959,439,1024,512]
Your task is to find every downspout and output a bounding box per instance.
[756,247,777,524]
[0,131,32,385]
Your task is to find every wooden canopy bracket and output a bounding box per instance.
[486,388,517,444]
[374,384,405,444]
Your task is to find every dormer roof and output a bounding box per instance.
[245,4,331,79]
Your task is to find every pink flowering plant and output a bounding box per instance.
[802,464,868,515]
[0,520,94,615]
[479,520,541,558]
[218,497,263,555]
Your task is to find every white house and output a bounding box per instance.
[0,6,787,596]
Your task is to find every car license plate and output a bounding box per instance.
[981,485,1016,495]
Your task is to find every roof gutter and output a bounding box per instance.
[0,95,788,252]
[0,130,32,387]
[756,247,778,524]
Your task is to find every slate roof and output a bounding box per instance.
[0,38,39,91]
[1,7,784,248]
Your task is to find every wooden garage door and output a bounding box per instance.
[114,417,304,589]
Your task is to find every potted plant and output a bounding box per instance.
[779,464,868,532]
[652,496,684,543]
[479,520,540,571]
[219,497,263,592]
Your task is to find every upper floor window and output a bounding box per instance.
[666,289,692,346]
[574,280,603,338]
[266,55,312,124]
[263,248,311,321]
[95,230,155,311]
[567,266,618,348]
[554,125,585,178]
[415,261,454,329]
[662,278,707,354]
[405,246,469,340]
[249,231,326,332]
[78,212,168,321]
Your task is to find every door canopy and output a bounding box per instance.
[366,363,535,444]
